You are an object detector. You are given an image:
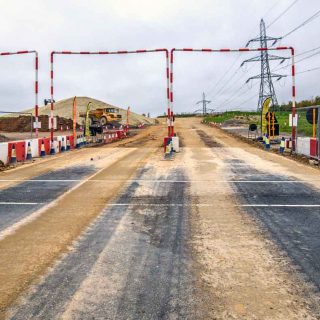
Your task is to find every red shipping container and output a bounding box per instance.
[310,138,318,158]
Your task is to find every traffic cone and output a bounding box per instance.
[40,139,46,157]
[26,142,32,160]
[50,140,55,155]
[61,137,66,152]
[10,144,17,164]
[66,136,71,151]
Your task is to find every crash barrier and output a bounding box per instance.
[0,129,128,165]
[296,137,319,159]
[294,105,320,160]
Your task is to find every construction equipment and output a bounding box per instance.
[79,107,122,126]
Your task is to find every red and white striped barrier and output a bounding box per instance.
[169,47,296,149]
[0,50,39,137]
[50,49,170,142]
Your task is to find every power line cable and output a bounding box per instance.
[296,45,320,57]
[281,9,320,39]
[266,0,299,29]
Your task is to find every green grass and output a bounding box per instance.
[204,110,316,137]
[204,111,259,124]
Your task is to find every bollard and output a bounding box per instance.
[66,136,71,151]
[50,139,55,155]
[26,141,32,160]
[61,137,66,152]
[40,139,46,157]
[11,144,17,164]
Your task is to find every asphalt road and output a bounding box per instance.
[0,166,95,232]
[9,167,203,319]
[229,159,320,290]
[196,128,320,291]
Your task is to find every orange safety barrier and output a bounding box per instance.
[8,141,26,162]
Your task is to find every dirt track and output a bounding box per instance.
[1,118,320,319]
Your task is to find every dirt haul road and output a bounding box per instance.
[1,117,320,319]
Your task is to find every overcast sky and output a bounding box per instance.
[0,0,319,116]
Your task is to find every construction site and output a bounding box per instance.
[1,1,320,319]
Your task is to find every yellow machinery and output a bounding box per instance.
[79,107,122,126]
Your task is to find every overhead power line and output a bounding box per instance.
[281,9,320,39]
[290,66,320,75]
[266,0,299,29]
[296,45,320,57]
[272,50,320,73]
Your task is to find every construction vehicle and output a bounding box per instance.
[79,107,122,126]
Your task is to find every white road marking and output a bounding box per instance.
[0,179,319,183]
[0,148,135,241]
[0,202,317,208]
[105,203,320,208]
[0,202,43,205]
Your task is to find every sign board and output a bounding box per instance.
[33,121,41,129]
[289,113,298,127]
[48,117,57,130]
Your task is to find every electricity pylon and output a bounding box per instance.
[194,92,215,115]
[241,19,289,111]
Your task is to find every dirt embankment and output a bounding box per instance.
[0,115,74,132]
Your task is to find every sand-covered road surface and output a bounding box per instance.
[1,118,320,319]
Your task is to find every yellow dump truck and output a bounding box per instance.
[79,107,122,126]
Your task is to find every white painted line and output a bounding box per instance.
[0,202,43,205]
[0,179,319,183]
[0,202,316,208]
[0,148,135,242]
[240,204,320,207]
[105,203,320,208]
